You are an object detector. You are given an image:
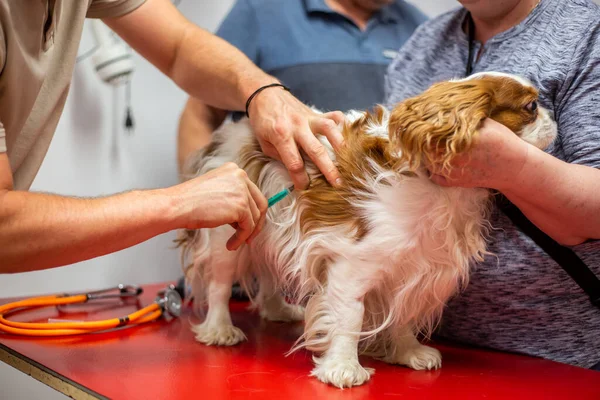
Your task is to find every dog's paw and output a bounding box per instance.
[311,358,374,389]
[386,344,442,371]
[192,323,247,346]
[260,303,304,322]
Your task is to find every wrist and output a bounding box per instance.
[238,75,281,109]
[245,83,291,118]
[143,187,182,232]
[491,138,531,192]
[497,142,548,198]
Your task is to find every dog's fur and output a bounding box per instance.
[178,72,557,388]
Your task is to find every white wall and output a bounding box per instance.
[0,1,457,297]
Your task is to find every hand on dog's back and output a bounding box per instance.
[166,163,268,250]
[248,88,345,190]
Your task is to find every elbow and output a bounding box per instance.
[166,23,193,89]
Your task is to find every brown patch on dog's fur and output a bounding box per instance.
[238,139,271,185]
[389,75,539,175]
[299,106,396,240]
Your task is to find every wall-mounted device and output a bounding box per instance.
[90,19,135,87]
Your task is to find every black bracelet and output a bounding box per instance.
[245,83,291,118]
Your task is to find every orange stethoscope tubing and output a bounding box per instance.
[0,285,180,337]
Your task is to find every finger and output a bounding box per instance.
[246,190,261,242]
[310,116,345,152]
[322,111,345,127]
[246,178,268,217]
[246,180,268,243]
[296,129,342,187]
[226,203,255,251]
[259,140,282,162]
[276,137,310,190]
[247,210,267,244]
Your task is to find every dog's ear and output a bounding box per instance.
[388,80,495,174]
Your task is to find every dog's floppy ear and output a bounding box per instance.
[388,80,495,174]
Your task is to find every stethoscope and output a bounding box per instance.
[0,284,182,336]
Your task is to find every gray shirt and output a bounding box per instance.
[385,0,600,368]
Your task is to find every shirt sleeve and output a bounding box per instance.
[215,0,260,64]
[87,0,146,19]
[554,22,600,169]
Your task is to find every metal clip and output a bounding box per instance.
[61,284,143,301]
[86,284,143,300]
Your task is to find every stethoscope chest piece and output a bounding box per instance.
[156,285,182,320]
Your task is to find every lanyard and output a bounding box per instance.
[465,12,476,77]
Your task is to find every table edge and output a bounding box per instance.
[0,343,108,400]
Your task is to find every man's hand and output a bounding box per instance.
[428,119,530,190]
[105,0,345,190]
[247,87,345,189]
[168,163,268,251]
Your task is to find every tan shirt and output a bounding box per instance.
[0,0,145,190]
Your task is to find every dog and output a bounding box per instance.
[178,72,557,389]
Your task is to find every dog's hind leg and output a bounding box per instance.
[380,326,442,370]
[255,274,304,322]
[191,229,247,346]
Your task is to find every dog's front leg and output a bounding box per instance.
[309,259,374,389]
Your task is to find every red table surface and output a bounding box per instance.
[0,282,599,400]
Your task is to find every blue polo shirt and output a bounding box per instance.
[217,0,427,112]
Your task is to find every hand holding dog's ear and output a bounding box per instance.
[428,119,530,190]
[388,80,494,173]
[247,87,345,190]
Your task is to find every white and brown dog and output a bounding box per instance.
[178,72,557,388]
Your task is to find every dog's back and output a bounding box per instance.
[179,106,487,360]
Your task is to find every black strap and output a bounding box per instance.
[245,83,291,118]
[465,12,475,76]
[497,195,600,309]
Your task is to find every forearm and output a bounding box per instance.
[0,189,176,273]
[104,0,275,112]
[501,146,600,245]
[169,25,274,111]
[178,98,226,175]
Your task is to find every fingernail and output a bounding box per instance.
[335,178,343,187]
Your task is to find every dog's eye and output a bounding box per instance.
[525,101,538,113]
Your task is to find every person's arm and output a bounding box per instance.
[177,0,259,175]
[103,0,345,189]
[0,154,267,273]
[500,141,600,245]
[430,119,600,246]
[177,98,226,175]
[430,28,600,246]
